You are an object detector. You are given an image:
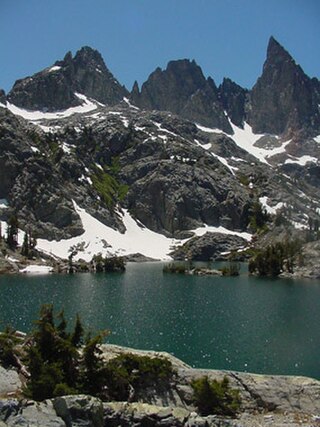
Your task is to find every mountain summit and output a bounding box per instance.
[7,46,128,111]
[248,36,320,135]
[130,59,232,133]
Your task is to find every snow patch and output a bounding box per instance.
[192,225,251,241]
[36,202,251,261]
[285,155,318,166]
[38,124,61,133]
[20,265,53,274]
[314,135,320,143]
[3,93,97,121]
[194,139,235,173]
[120,116,129,128]
[61,142,74,154]
[30,146,40,153]
[196,124,224,134]
[48,65,61,73]
[79,175,93,185]
[153,122,177,137]
[123,97,139,110]
[7,256,19,263]
[134,125,145,132]
[0,199,8,209]
[228,122,291,165]
[259,197,285,215]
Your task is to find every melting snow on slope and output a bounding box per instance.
[285,155,318,166]
[36,202,251,261]
[199,122,292,165]
[192,225,251,241]
[194,139,236,174]
[259,197,285,215]
[1,93,97,121]
[196,124,224,134]
[123,97,139,110]
[229,123,292,164]
[36,202,181,261]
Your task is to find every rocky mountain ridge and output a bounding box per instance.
[6,46,128,112]
[0,37,320,261]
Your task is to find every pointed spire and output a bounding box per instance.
[266,36,294,65]
[132,80,140,94]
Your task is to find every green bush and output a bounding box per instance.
[220,262,240,276]
[191,376,241,416]
[105,353,174,400]
[91,169,129,208]
[163,263,187,274]
[24,305,109,401]
[249,239,302,277]
[91,254,126,273]
[0,327,19,368]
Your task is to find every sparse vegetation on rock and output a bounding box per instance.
[191,375,241,416]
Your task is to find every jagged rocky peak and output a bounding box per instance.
[7,46,128,111]
[218,78,248,128]
[131,59,207,110]
[0,89,6,104]
[248,36,320,135]
[131,59,233,133]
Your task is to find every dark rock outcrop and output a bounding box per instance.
[53,395,104,427]
[7,47,128,111]
[130,59,232,133]
[248,36,320,135]
[218,78,248,128]
[0,91,5,105]
[0,108,83,239]
[170,232,248,261]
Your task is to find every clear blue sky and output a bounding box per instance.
[0,0,319,93]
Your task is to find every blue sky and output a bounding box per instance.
[0,0,319,93]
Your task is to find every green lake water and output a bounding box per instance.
[0,262,320,379]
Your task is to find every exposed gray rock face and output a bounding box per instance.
[289,240,320,279]
[130,59,232,133]
[7,47,128,111]
[119,116,251,235]
[218,78,248,128]
[0,108,83,239]
[103,402,191,427]
[0,367,21,397]
[5,400,65,427]
[53,395,104,427]
[170,232,248,261]
[1,345,320,426]
[248,36,320,135]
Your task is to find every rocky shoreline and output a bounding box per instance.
[1,344,320,426]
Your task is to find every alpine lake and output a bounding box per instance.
[1,261,320,380]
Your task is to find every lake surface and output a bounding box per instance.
[1,262,320,379]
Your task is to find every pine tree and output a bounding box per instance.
[71,314,84,347]
[21,232,29,257]
[6,214,19,249]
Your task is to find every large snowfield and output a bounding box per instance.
[35,202,251,262]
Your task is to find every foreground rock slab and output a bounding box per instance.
[1,344,320,426]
